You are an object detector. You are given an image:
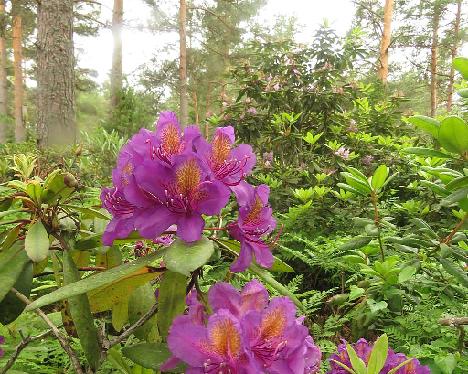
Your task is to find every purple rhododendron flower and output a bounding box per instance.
[193,126,256,189]
[0,335,4,358]
[334,147,350,160]
[133,153,230,242]
[328,338,430,374]
[165,280,321,374]
[228,183,276,272]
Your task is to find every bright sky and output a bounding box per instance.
[75,0,356,84]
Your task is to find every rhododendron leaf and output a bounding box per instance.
[371,165,389,192]
[407,115,440,138]
[122,343,171,370]
[367,334,388,374]
[0,262,32,324]
[402,147,453,159]
[387,359,415,374]
[63,250,101,370]
[25,221,49,263]
[438,116,468,155]
[26,249,167,311]
[330,359,356,374]
[0,242,30,303]
[453,57,468,79]
[157,271,187,338]
[346,344,367,374]
[164,237,214,276]
[129,283,159,342]
[88,267,162,313]
[112,298,129,332]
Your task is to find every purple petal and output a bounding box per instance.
[196,181,230,216]
[230,143,256,176]
[156,111,180,134]
[206,309,243,359]
[102,217,134,246]
[249,240,274,269]
[231,180,255,206]
[256,184,270,205]
[216,126,235,143]
[176,214,205,242]
[167,315,208,367]
[135,205,176,239]
[230,241,253,272]
[208,282,242,315]
[240,279,269,313]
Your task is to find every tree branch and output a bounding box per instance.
[0,330,52,374]
[439,316,468,326]
[105,302,158,349]
[11,288,85,374]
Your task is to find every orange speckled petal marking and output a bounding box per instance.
[209,317,241,358]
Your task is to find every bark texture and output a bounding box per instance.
[0,0,7,143]
[111,0,123,110]
[447,0,462,112]
[13,14,25,142]
[37,0,75,148]
[377,0,394,84]
[179,0,188,126]
[430,4,441,117]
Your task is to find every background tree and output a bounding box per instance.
[12,1,25,142]
[110,0,123,110]
[37,0,75,147]
[378,0,394,83]
[0,0,7,143]
[179,0,188,125]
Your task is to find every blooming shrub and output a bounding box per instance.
[101,111,274,272]
[328,337,430,374]
[163,280,321,374]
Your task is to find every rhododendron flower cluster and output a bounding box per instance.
[163,280,321,374]
[102,112,276,272]
[328,338,430,374]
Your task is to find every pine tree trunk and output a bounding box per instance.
[0,0,7,143]
[179,0,188,126]
[37,0,75,148]
[13,14,25,143]
[430,5,441,117]
[446,0,462,112]
[378,0,394,84]
[110,0,123,110]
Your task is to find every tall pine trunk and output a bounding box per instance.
[430,4,441,117]
[37,0,75,148]
[13,14,25,142]
[446,0,462,112]
[110,0,123,110]
[378,0,394,84]
[0,0,7,143]
[179,0,188,126]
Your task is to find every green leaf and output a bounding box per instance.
[398,265,417,283]
[157,271,187,338]
[408,115,440,138]
[337,183,366,197]
[64,205,111,220]
[441,187,468,207]
[0,262,33,324]
[112,299,129,332]
[128,283,159,342]
[388,359,416,374]
[339,236,372,251]
[371,165,389,191]
[122,343,171,370]
[270,256,294,272]
[402,147,452,159]
[367,334,389,374]
[75,234,103,251]
[26,249,167,311]
[346,344,367,374]
[446,176,468,191]
[438,257,468,288]
[0,242,30,303]
[349,285,365,301]
[457,88,468,98]
[164,237,214,276]
[25,221,50,263]
[453,57,468,79]
[63,251,101,369]
[438,116,468,155]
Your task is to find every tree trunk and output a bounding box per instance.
[377,0,394,84]
[179,0,188,126]
[37,0,75,148]
[0,0,7,143]
[13,14,25,142]
[446,0,462,112]
[110,0,123,110]
[430,4,441,117]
